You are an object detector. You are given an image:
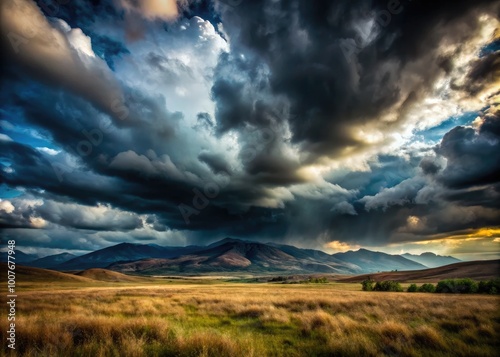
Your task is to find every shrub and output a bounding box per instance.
[417,283,436,293]
[407,284,418,292]
[309,277,328,284]
[373,281,403,292]
[361,278,374,291]
[477,279,500,294]
[436,278,478,294]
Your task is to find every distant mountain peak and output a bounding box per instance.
[420,252,437,257]
[114,242,140,248]
[216,237,245,244]
[401,252,460,268]
[23,252,78,269]
[208,237,250,248]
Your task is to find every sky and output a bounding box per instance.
[0,0,499,261]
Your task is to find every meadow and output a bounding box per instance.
[1,280,499,357]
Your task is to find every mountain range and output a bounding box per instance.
[0,250,40,264]
[0,238,463,275]
[401,252,461,268]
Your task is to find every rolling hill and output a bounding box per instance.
[75,268,144,282]
[0,263,155,285]
[0,263,94,283]
[337,259,500,283]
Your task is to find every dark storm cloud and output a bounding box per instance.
[306,110,499,248]
[213,0,499,162]
[0,191,143,231]
[0,200,37,229]
[0,52,297,237]
[0,134,289,239]
[0,1,129,127]
[195,112,215,129]
[198,151,232,174]
[436,109,500,189]
[211,52,307,185]
[461,51,500,96]
[35,200,144,231]
[0,139,188,229]
[442,184,500,209]
[1,0,500,254]
[419,157,442,176]
[37,0,119,31]
[343,115,500,244]
[211,52,277,133]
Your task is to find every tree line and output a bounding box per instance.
[361,278,500,294]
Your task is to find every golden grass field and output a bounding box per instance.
[1,276,499,357]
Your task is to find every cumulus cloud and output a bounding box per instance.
[0,200,15,214]
[436,107,500,189]
[0,0,499,259]
[213,0,500,168]
[360,177,427,211]
[1,0,126,124]
[36,200,144,231]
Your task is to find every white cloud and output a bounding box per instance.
[360,177,426,211]
[0,133,13,141]
[113,15,228,125]
[0,200,15,214]
[37,147,60,156]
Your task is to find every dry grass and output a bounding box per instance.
[1,283,499,356]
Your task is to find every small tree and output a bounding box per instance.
[418,283,436,293]
[407,283,418,292]
[362,278,374,291]
[478,279,500,294]
[436,278,478,294]
[374,280,403,292]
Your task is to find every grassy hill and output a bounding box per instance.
[75,268,144,282]
[337,259,500,283]
[0,263,94,283]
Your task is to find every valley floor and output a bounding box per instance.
[1,279,499,357]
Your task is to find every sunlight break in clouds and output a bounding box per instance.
[324,240,361,253]
[0,0,499,261]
